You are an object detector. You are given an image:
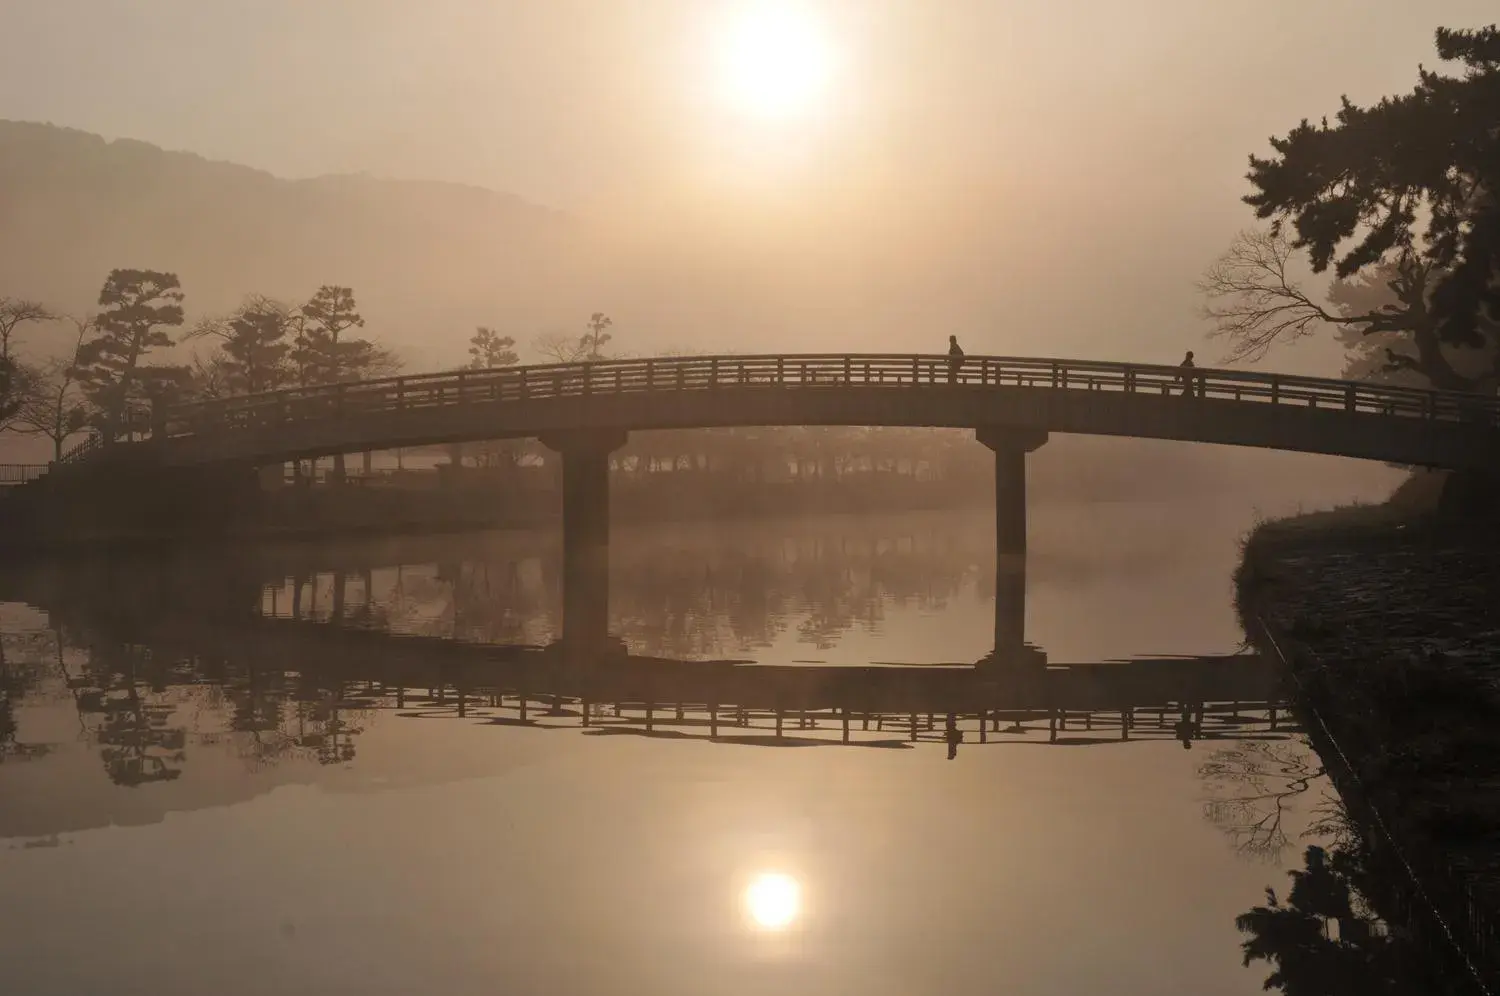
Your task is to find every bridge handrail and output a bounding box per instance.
[155,352,1500,438]
[0,464,50,485]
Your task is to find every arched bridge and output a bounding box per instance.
[135,352,1498,470]
[19,352,1496,554]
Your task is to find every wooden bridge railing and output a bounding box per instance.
[140,353,1500,441]
[0,464,50,486]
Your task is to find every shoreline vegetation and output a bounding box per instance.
[1236,468,1500,985]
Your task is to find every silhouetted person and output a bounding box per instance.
[947,335,965,383]
[1174,708,1198,749]
[1179,350,1197,398]
[944,713,962,759]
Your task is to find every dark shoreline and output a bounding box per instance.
[1235,489,1500,987]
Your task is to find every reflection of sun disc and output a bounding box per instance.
[745,872,801,930]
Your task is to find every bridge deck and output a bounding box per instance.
[63,353,1500,471]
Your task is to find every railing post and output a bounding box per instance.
[911,356,919,384]
[1270,377,1279,405]
[1344,383,1355,412]
[776,357,784,384]
[519,367,529,399]
[646,360,655,391]
[710,357,719,388]
[1124,366,1135,392]
[843,356,851,384]
[1051,362,1060,389]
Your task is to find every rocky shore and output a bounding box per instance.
[1236,474,1500,981]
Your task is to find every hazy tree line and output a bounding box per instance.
[0,271,401,458]
[0,269,632,464]
[1201,25,1499,395]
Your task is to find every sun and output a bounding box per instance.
[744,872,802,930]
[715,4,836,118]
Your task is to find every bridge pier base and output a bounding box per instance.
[977,426,1048,556]
[541,429,628,652]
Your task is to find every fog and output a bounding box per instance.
[0,0,1481,489]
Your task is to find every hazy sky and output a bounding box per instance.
[5,0,1490,204]
[1,0,1495,369]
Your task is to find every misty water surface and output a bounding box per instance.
[0,493,1377,995]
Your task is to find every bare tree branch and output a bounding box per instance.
[13,316,95,460]
[1198,229,1369,363]
[1199,740,1326,862]
[0,298,56,362]
[531,330,590,363]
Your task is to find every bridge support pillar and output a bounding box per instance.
[977,426,1048,556]
[994,558,1027,657]
[541,429,627,652]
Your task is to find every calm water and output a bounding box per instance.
[0,493,1402,995]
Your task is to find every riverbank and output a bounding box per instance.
[1236,471,1500,982]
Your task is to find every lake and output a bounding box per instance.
[0,479,1438,995]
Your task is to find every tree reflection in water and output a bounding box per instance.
[1204,740,1485,994]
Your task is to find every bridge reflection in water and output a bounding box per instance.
[11,531,1293,763]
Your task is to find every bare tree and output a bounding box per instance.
[531,329,591,363]
[531,313,617,363]
[1198,739,1326,862]
[184,350,236,400]
[0,298,55,362]
[1198,229,1352,362]
[14,316,94,460]
[1200,228,1497,392]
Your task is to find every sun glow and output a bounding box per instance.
[715,4,836,118]
[744,872,802,930]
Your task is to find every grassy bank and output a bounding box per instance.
[1236,471,1500,980]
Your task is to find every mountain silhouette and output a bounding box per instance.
[0,120,575,366]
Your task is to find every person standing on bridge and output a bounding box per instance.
[947,335,965,384]
[944,714,962,760]
[1179,350,1197,398]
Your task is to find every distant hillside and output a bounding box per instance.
[0,121,1399,499]
[0,121,580,368]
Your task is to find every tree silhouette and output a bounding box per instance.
[531,312,615,363]
[294,285,394,385]
[1199,739,1327,861]
[584,312,613,360]
[188,295,298,394]
[1201,229,1496,391]
[14,316,94,460]
[0,297,55,362]
[1244,25,1500,348]
[468,327,518,370]
[73,269,187,438]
